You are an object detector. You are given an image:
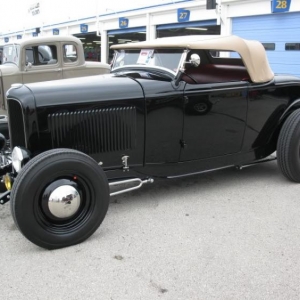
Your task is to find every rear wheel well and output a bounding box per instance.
[269,104,300,153]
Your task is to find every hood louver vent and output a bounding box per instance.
[48,107,136,154]
[7,99,26,149]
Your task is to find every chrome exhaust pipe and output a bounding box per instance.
[109,178,154,196]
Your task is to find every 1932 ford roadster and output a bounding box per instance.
[1,35,300,249]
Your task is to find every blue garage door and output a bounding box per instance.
[232,13,300,77]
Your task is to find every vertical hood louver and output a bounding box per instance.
[48,107,137,154]
[7,99,26,149]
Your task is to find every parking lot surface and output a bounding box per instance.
[1,160,300,300]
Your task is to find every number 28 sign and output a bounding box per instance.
[271,0,291,13]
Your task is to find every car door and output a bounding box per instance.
[22,44,62,83]
[180,81,248,161]
[61,42,84,79]
[142,79,185,164]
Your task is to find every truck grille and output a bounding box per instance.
[48,107,137,154]
[7,99,26,149]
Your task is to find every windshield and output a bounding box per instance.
[111,48,184,73]
[2,44,20,66]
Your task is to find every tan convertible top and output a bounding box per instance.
[111,35,274,83]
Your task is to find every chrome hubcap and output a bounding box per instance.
[48,185,81,218]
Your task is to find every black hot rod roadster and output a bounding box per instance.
[1,35,300,249]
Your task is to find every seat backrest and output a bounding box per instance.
[48,59,57,64]
[183,64,250,84]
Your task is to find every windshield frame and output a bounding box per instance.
[2,43,20,66]
[111,48,187,76]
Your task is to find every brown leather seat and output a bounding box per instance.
[182,64,250,84]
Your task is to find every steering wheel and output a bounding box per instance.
[182,72,198,84]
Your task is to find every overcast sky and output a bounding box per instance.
[0,0,186,34]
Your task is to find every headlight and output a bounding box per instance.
[12,147,30,173]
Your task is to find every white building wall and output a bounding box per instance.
[1,0,300,64]
[227,0,300,17]
[2,0,300,40]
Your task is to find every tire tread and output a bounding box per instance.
[277,110,300,182]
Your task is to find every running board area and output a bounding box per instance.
[235,154,277,170]
[109,178,154,196]
[0,178,155,205]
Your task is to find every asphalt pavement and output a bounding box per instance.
[1,160,300,300]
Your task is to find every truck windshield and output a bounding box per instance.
[112,48,184,73]
[2,44,20,66]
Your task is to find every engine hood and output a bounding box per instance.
[11,73,144,108]
[85,61,111,70]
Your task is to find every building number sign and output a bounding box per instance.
[177,9,190,22]
[80,24,88,33]
[271,0,291,13]
[119,18,129,29]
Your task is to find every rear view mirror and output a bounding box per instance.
[190,53,200,67]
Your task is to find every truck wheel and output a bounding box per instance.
[10,149,109,249]
[277,109,300,182]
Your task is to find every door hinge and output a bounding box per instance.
[180,139,187,148]
[122,155,130,171]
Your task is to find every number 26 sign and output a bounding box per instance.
[119,18,129,29]
[271,0,291,13]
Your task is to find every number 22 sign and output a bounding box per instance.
[271,0,291,13]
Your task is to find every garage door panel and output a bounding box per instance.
[233,13,300,77]
[272,64,300,73]
[233,14,299,30]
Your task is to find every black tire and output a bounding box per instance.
[277,109,300,182]
[10,148,109,249]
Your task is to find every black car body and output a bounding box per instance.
[0,46,3,64]
[1,35,300,249]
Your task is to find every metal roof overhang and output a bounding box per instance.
[156,20,217,30]
[108,26,146,35]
